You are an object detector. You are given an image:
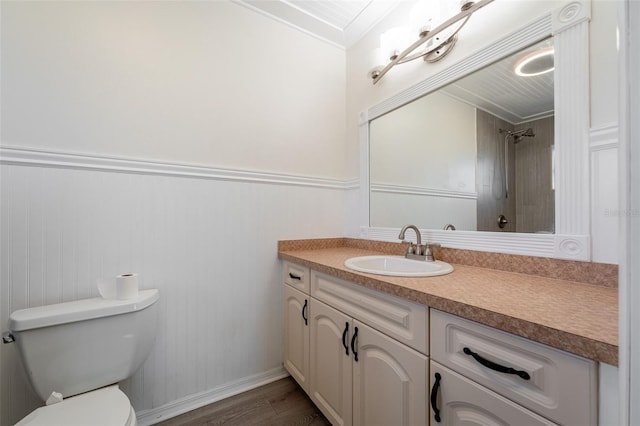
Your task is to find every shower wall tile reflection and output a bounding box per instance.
[476,110,516,232]
[515,116,555,233]
[476,109,554,233]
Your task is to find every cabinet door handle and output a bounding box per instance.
[301,299,308,326]
[350,326,359,362]
[463,347,530,380]
[289,272,302,281]
[342,322,349,356]
[430,372,442,423]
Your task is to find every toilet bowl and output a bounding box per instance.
[7,289,159,425]
[16,385,136,426]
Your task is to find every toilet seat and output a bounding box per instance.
[16,385,135,426]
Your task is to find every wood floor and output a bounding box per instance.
[156,377,331,426]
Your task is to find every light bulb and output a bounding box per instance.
[410,1,438,37]
[380,27,411,60]
[368,48,387,79]
[514,47,554,77]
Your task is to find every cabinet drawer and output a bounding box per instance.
[430,309,597,426]
[311,271,427,354]
[283,262,310,293]
[430,361,557,426]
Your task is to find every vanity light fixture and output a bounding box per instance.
[368,0,494,84]
[513,46,555,77]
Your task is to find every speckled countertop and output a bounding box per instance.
[278,239,618,366]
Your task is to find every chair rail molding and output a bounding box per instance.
[0,147,352,190]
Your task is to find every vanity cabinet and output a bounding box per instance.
[429,309,597,426]
[283,260,599,426]
[282,262,427,426]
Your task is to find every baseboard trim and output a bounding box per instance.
[135,367,289,425]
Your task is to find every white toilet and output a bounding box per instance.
[7,289,159,425]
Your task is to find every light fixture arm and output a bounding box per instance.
[372,0,495,84]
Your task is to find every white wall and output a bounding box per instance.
[369,91,477,230]
[369,92,476,192]
[589,0,620,264]
[0,1,347,424]
[1,0,347,179]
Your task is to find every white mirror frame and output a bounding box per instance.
[358,1,592,260]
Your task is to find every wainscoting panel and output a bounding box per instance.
[0,158,345,425]
[590,124,619,264]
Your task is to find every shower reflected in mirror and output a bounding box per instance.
[478,115,554,234]
[497,127,535,199]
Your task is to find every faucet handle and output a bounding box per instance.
[423,243,440,261]
[401,240,416,254]
[403,240,422,255]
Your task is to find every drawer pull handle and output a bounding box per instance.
[342,322,350,356]
[301,299,308,326]
[289,273,302,281]
[350,326,359,362]
[463,347,530,380]
[430,372,442,423]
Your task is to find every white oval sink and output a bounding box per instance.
[344,255,453,277]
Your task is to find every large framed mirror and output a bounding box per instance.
[359,2,591,260]
[370,38,555,234]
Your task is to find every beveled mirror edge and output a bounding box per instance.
[358,0,592,261]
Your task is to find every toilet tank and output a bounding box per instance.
[8,289,159,401]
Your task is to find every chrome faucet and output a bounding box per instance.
[398,224,423,259]
[398,224,440,261]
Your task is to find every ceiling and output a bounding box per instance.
[233,0,402,48]
[442,38,554,124]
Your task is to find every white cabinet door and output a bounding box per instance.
[283,285,310,392]
[429,361,557,426]
[310,298,353,426]
[352,320,427,426]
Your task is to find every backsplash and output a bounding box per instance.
[278,238,618,288]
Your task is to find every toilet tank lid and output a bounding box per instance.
[9,289,159,332]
